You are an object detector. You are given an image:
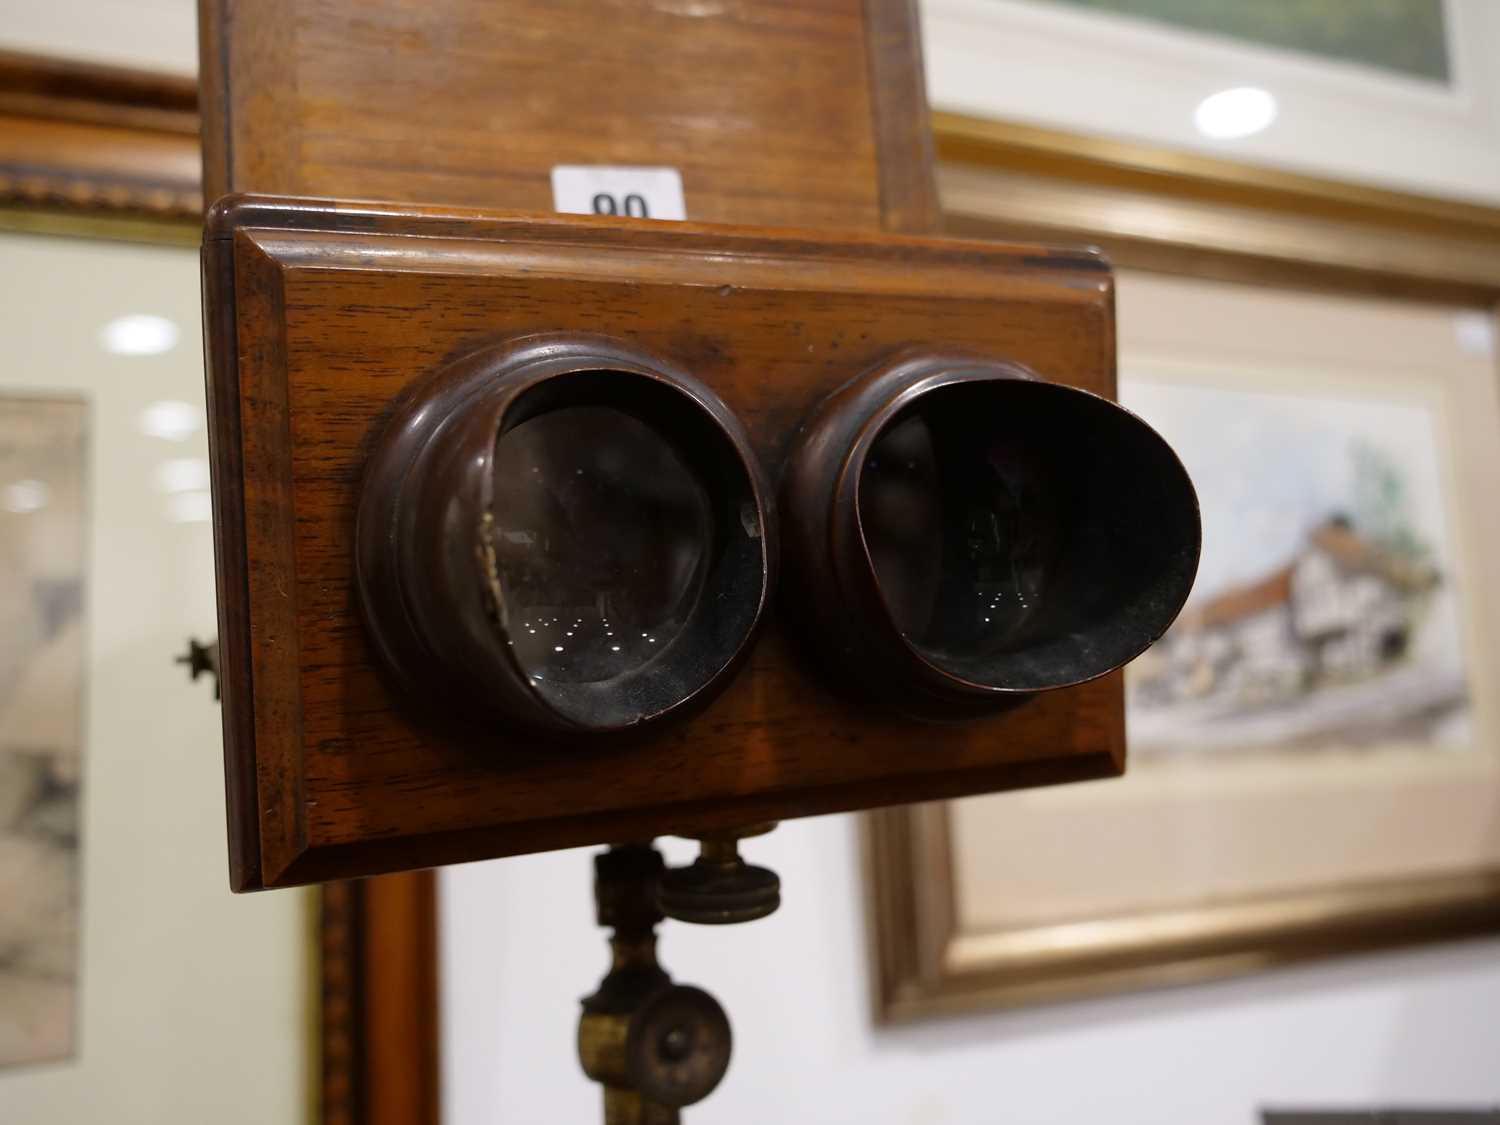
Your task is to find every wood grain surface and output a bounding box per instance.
[188,2,951,1120]
[198,0,936,229]
[205,197,1123,889]
[320,873,439,1124]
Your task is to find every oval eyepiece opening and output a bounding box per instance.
[857,378,1199,694]
[487,371,767,729]
[782,351,1200,718]
[493,404,711,690]
[357,336,774,737]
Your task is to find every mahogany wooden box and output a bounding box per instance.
[203,194,1124,890]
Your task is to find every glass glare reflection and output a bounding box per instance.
[491,405,712,690]
[859,401,1056,665]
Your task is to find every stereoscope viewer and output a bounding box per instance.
[197,0,1201,1117]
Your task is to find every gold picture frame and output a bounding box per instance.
[867,111,1500,1023]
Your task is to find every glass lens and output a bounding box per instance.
[859,396,1059,666]
[490,405,712,690]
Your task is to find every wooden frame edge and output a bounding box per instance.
[230,229,309,888]
[321,873,441,1125]
[932,110,1500,237]
[932,111,1500,305]
[0,51,200,221]
[871,812,1500,1022]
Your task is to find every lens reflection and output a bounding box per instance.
[491,405,712,689]
[859,395,1059,665]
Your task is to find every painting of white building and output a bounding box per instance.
[1123,376,1471,755]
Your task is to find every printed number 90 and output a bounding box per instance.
[592,192,650,218]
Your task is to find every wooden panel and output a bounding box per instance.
[362,875,440,1125]
[320,873,439,1124]
[204,196,1122,889]
[198,0,936,230]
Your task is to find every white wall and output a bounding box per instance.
[442,815,1500,1124]
[0,0,197,75]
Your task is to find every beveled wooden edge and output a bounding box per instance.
[233,230,309,887]
[202,192,1110,273]
[0,51,200,221]
[276,751,1121,891]
[202,231,262,890]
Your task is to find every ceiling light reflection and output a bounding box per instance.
[166,490,213,523]
[3,479,50,514]
[1194,86,1277,140]
[101,314,180,356]
[154,457,211,493]
[139,400,201,442]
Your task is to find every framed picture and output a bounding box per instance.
[1125,345,1476,763]
[922,0,1500,206]
[0,51,437,1125]
[0,223,320,1121]
[868,115,1500,1021]
[0,395,87,1067]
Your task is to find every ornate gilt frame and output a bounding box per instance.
[0,50,199,230]
[0,52,439,1124]
[866,111,1500,1023]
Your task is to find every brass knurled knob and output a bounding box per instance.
[657,823,780,925]
[625,985,731,1108]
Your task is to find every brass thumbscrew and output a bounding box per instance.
[658,822,780,925]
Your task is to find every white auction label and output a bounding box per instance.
[550,166,686,221]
